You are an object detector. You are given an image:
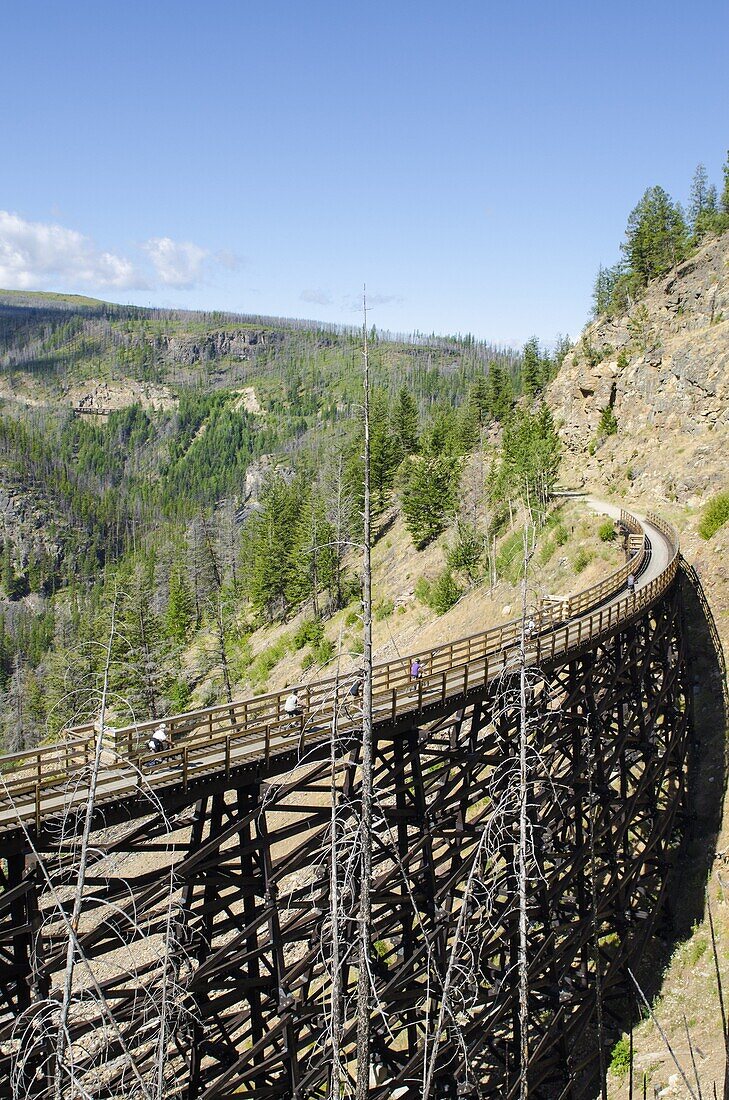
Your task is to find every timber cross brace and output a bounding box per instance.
[0,540,700,1097]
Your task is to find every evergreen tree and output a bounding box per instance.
[722,149,729,214]
[422,403,459,456]
[248,474,299,621]
[166,562,195,643]
[391,387,419,455]
[468,375,490,426]
[287,490,337,615]
[592,264,623,317]
[622,185,688,284]
[689,163,711,229]
[455,401,480,452]
[485,362,514,423]
[369,390,401,511]
[491,403,561,515]
[521,337,542,398]
[112,559,171,721]
[401,456,461,549]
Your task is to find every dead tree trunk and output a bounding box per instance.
[355,289,374,1100]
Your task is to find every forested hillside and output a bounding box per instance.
[0,292,566,750]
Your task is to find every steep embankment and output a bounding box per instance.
[551,232,728,496]
[549,234,729,1096]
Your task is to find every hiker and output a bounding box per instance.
[627,573,636,596]
[146,723,169,755]
[524,617,536,638]
[284,689,302,717]
[347,675,363,700]
[410,657,422,682]
[344,674,363,718]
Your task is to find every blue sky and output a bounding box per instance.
[2,0,727,346]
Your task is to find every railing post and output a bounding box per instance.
[265,726,270,768]
[463,666,469,696]
[418,679,423,713]
[441,671,447,702]
[35,783,41,833]
[183,747,188,791]
[225,735,231,776]
[391,689,397,722]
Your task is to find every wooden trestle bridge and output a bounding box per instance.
[0,507,693,1098]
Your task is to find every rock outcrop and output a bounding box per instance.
[154,328,284,366]
[548,233,729,504]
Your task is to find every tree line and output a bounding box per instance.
[592,151,729,317]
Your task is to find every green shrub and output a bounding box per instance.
[292,617,324,650]
[249,636,289,687]
[538,537,556,565]
[428,569,463,615]
[495,530,524,584]
[304,636,335,668]
[543,505,563,531]
[685,935,708,965]
[609,1036,631,1078]
[344,608,359,627]
[554,523,569,546]
[374,598,395,621]
[168,678,192,713]
[573,547,593,574]
[598,404,618,436]
[699,490,729,540]
[414,576,432,604]
[598,520,616,542]
[446,523,484,576]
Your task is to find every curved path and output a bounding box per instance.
[0,505,680,839]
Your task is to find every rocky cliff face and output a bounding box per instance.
[549,233,729,505]
[155,328,285,366]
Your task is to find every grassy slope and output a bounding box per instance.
[185,497,624,707]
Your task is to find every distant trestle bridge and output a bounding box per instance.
[0,508,696,1098]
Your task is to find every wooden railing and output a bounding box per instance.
[0,510,679,832]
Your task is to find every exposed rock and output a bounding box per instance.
[548,233,729,501]
[155,328,284,366]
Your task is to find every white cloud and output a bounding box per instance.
[300,288,333,306]
[142,237,208,288]
[343,291,404,312]
[0,210,144,290]
[214,248,242,271]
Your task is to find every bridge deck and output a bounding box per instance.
[0,508,679,836]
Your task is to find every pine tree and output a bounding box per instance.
[401,456,461,549]
[622,185,688,284]
[521,337,542,399]
[486,362,514,422]
[689,163,721,240]
[369,390,401,511]
[591,264,623,317]
[468,375,490,426]
[391,387,419,455]
[166,562,195,643]
[248,474,298,620]
[491,403,561,515]
[112,559,171,721]
[688,163,711,229]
